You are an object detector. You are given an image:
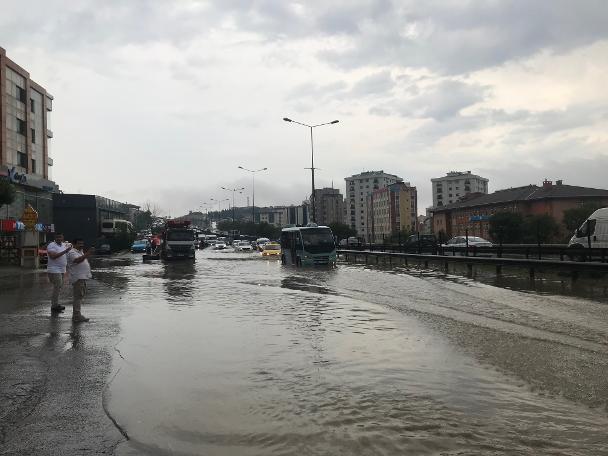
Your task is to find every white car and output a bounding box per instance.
[443,236,492,248]
[214,242,227,250]
[237,241,253,252]
[232,240,241,248]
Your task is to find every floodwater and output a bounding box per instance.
[98,248,608,455]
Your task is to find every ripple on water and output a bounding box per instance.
[108,250,608,456]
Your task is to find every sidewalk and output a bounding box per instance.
[0,268,127,455]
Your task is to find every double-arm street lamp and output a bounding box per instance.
[238,166,268,223]
[221,186,245,223]
[283,117,339,224]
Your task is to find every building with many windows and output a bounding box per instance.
[345,171,402,238]
[369,182,418,242]
[431,171,488,208]
[257,203,309,228]
[0,48,57,266]
[312,187,344,226]
[432,180,608,240]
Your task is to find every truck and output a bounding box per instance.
[161,220,196,261]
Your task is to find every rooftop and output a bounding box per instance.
[432,181,608,212]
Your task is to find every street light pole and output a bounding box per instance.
[238,166,268,223]
[283,117,339,224]
[221,186,245,224]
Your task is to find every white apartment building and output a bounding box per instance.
[345,171,402,237]
[431,171,488,207]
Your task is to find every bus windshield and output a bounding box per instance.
[167,230,194,241]
[301,228,335,254]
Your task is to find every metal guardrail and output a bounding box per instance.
[337,249,608,282]
[341,243,608,263]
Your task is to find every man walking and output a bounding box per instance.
[67,238,94,323]
[46,232,72,314]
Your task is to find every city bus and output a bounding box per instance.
[280,224,337,267]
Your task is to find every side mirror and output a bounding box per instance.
[575,229,582,238]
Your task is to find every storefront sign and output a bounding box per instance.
[21,204,38,231]
[0,167,28,184]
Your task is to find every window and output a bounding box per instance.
[18,151,28,168]
[16,86,26,103]
[31,159,36,174]
[30,99,35,113]
[31,128,36,144]
[17,118,26,135]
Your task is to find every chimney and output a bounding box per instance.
[556,179,563,186]
[542,179,553,189]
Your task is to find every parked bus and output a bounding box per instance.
[100,219,135,237]
[280,224,337,267]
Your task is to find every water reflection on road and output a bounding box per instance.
[108,249,608,455]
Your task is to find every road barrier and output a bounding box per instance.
[337,249,608,281]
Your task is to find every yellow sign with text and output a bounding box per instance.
[21,204,38,231]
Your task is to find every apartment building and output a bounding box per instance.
[431,171,488,208]
[258,203,309,227]
[1,46,56,224]
[345,171,402,237]
[369,182,418,242]
[312,187,344,226]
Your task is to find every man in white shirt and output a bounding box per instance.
[67,238,95,323]
[46,233,72,314]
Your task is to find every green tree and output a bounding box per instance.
[135,210,153,231]
[522,214,560,244]
[0,180,16,209]
[328,222,357,241]
[562,204,602,233]
[489,212,524,243]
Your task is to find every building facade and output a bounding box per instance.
[312,188,344,226]
[369,182,418,242]
[431,171,488,207]
[258,203,309,227]
[432,180,608,240]
[345,171,402,238]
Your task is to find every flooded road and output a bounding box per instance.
[100,249,608,455]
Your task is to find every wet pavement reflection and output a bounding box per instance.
[105,248,608,455]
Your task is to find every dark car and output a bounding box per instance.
[401,234,438,253]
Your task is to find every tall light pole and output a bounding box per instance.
[221,186,245,223]
[283,117,339,224]
[238,166,268,223]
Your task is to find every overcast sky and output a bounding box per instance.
[2,0,607,216]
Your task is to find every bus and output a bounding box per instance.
[100,219,135,237]
[280,224,337,267]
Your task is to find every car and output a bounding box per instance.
[442,236,493,248]
[96,243,112,255]
[256,237,270,251]
[214,242,227,250]
[237,241,253,252]
[232,240,241,248]
[261,242,281,256]
[131,239,150,253]
[401,234,438,253]
[38,243,48,265]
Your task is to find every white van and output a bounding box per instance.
[568,208,608,248]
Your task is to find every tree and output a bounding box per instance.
[0,180,16,209]
[328,222,356,241]
[135,210,153,231]
[521,214,560,244]
[562,204,602,233]
[489,212,523,243]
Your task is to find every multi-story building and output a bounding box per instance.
[369,182,418,242]
[312,188,344,226]
[432,180,608,240]
[345,171,402,238]
[1,47,56,224]
[258,203,309,227]
[431,171,488,207]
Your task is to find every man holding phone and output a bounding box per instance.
[67,238,95,323]
[46,232,72,314]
